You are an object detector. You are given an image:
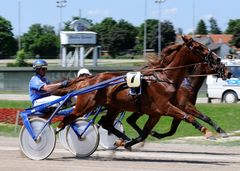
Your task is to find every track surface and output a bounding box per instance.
[0,136,240,171]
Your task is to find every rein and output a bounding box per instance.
[187,73,218,77]
[142,62,203,73]
[141,61,207,89]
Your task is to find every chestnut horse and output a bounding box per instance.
[126,62,230,142]
[55,36,230,149]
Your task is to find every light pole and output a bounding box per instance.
[155,0,165,57]
[56,0,67,34]
[56,0,67,64]
[192,0,195,38]
[143,0,147,58]
[18,0,21,51]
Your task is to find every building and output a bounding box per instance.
[176,34,237,59]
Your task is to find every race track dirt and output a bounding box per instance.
[0,135,240,171]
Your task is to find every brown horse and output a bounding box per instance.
[126,62,230,142]
[55,36,230,149]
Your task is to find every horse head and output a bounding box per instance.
[215,63,232,80]
[189,63,230,79]
[181,35,232,80]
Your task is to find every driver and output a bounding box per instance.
[70,68,92,104]
[29,59,69,106]
[77,68,92,77]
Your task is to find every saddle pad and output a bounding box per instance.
[126,72,142,87]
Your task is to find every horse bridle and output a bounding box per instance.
[184,40,224,78]
[185,40,213,64]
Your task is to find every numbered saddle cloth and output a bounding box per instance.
[126,72,142,95]
[126,72,142,87]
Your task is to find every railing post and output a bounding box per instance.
[15,110,20,133]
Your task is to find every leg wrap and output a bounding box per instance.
[191,120,203,131]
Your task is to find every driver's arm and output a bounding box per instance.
[41,83,62,92]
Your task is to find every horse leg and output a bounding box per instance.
[199,114,228,138]
[55,113,80,133]
[56,95,96,134]
[125,114,160,149]
[151,118,181,139]
[126,112,144,136]
[165,103,216,140]
[100,108,131,141]
[127,112,182,140]
[185,104,228,138]
[198,114,228,138]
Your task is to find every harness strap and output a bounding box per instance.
[187,73,218,77]
[131,94,142,113]
[141,62,203,73]
[142,74,178,89]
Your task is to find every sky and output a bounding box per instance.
[0,0,239,36]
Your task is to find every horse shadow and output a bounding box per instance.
[49,148,238,166]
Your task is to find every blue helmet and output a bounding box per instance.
[33,60,48,71]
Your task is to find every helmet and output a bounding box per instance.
[33,60,48,71]
[77,68,92,77]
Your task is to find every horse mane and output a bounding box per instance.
[52,75,95,96]
[145,43,183,68]
[70,75,94,85]
[144,53,160,67]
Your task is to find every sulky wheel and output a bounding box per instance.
[58,127,69,151]
[19,118,56,160]
[99,121,124,150]
[66,118,99,158]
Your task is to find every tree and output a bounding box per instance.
[225,19,240,34]
[137,19,176,53]
[15,49,30,66]
[145,19,158,50]
[231,33,240,48]
[161,20,176,49]
[111,19,138,54]
[6,49,30,67]
[91,18,138,57]
[21,24,59,58]
[30,34,59,57]
[209,17,222,34]
[195,19,208,34]
[91,18,117,56]
[0,16,17,59]
[225,19,240,48]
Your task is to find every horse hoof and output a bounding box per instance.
[204,130,216,140]
[124,145,132,151]
[220,133,229,138]
[205,131,217,140]
[206,136,217,140]
[124,142,132,151]
[139,141,145,147]
[114,139,125,147]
